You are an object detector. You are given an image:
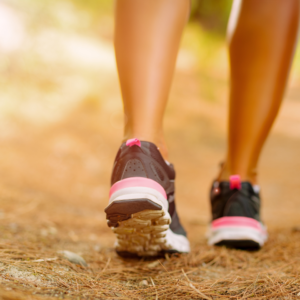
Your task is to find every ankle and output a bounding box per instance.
[123,130,169,160]
[217,162,258,185]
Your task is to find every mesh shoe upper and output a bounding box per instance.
[111,141,187,237]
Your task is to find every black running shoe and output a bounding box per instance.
[207,175,268,249]
[105,138,190,257]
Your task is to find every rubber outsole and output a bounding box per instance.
[215,240,260,250]
[105,198,162,227]
[105,199,172,257]
[116,249,180,259]
[105,197,190,257]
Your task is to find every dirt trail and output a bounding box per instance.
[1,1,300,299]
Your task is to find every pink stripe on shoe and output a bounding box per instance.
[212,216,262,230]
[109,177,167,199]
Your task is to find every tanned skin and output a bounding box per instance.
[114,0,299,184]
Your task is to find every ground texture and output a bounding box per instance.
[1,1,300,299]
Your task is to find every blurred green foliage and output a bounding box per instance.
[66,0,233,34]
[190,0,232,35]
[57,0,232,35]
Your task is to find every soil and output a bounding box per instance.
[1,1,300,299]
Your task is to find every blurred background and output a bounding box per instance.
[1,0,300,247]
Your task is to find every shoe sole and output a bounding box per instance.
[207,216,268,249]
[105,177,190,257]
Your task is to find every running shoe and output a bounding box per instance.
[105,138,190,257]
[207,175,268,249]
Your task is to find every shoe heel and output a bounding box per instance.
[105,192,169,227]
[105,178,174,256]
[108,177,169,211]
[207,216,268,248]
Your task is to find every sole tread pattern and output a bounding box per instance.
[106,190,190,257]
[111,209,172,256]
[105,199,175,257]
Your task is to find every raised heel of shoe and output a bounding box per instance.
[105,177,190,256]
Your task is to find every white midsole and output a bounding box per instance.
[207,225,268,246]
[164,228,190,253]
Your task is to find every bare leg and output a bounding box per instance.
[114,0,190,159]
[219,0,299,184]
